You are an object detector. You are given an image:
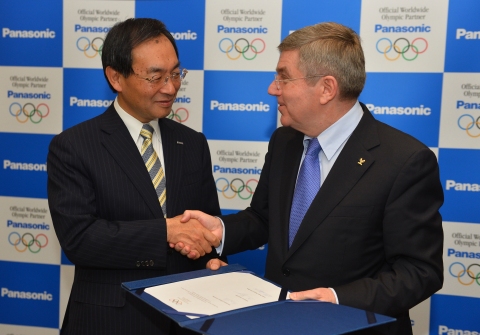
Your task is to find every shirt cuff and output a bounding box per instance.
[214,216,226,256]
[328,287,339,304]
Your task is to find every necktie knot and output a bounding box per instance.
[305,138,321,157]
[140,124,154,141]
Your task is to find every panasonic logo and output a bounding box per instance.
[456,28,480,40]
[439,325,480,335]
[446,179,480,192]
[1,288,53,301]
[4,160,46,171]
[175,95,191,103]
[366,104,431,116]
[74,24,110,33]
[8,91,51,99]
[217,25,268,34]
[210,100,270,112]
[457,100,480,109]
[213,165,262,175]
[447,248,480,259]
[2,28,55,39]
[7,220,50,230]
[70,97,113,107]
[374,24,431,33]
[171,30,197,40]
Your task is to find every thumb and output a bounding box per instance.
[290,291,307,301]
[180,210,193,223]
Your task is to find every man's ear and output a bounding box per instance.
[318,75,338,105]
[105,66,123,92]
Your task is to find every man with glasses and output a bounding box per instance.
[47,18,220,335]
[178,22,444,335]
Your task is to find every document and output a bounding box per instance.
[144,272,283,318]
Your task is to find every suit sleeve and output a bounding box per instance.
[198,132,222,218]
[47,133,170,269]
[333,147,444,316]
[220,130,276,255]
[194,133,224,267]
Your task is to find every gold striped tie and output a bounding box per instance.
[140,124,167,217]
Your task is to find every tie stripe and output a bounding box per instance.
[140,124,167,217]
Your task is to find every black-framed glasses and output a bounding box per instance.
[134,68,188,87]
[273,73,326,90]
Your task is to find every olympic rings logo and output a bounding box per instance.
[458,114,480,138]
[218,38,266,60]
[215,177,258,200]
[449,262,480,286]
[168,107,189,123]
[77,36,104,58]
[375,37,428,61]
[8,232,49,253]
[9,102,50,124]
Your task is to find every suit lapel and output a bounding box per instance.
[99,106,164,218]
[286,107,380,258]
[158,118,183,217]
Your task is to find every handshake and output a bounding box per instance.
[166,210,224,260]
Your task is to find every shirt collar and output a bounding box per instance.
[114,97,160,142]
[305,101,363,160]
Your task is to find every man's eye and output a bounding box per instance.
[171,72,180,79]
[150,76,162,83]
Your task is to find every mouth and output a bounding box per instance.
[156,98,174,107]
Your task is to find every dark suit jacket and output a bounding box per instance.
[47,105,220,335]
[221,103,444,335]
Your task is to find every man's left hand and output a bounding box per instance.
[289,288,336,303]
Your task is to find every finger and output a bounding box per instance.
[207,259,221,270]
[181,210,202,223]
[196,237,213,255]
[203,230,220,247]
[289,292,301,300]
[180,210,192,223]
[187,250,200,260]
[174,242,186,252]
[290,290,313,301]
[187,244,205,257]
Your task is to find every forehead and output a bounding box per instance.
[276,49,301,75]
[131,35,178,71]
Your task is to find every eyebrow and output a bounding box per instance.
[146,62,181,74]
[276,67,289,76]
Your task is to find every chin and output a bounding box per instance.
[279,116,291,128]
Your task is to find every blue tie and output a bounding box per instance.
[289,138,321,247]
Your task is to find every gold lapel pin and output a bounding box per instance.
[358,158,365,166]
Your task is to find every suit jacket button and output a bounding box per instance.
[141,261,145,267]
[283,268,290,277]
[136,261,140,267]
[150,260,154,266]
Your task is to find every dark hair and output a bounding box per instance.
[102,18,179,92]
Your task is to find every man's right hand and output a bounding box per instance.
[182,210,223,240]
[166,215,220,260]
[168,210,224,259]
